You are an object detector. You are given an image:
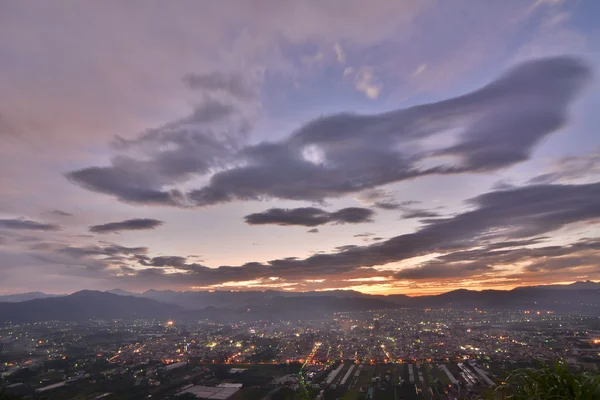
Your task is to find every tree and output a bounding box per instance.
[0,390,23,400]
[482,362,600,399]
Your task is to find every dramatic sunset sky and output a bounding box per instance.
[1,0,599,296]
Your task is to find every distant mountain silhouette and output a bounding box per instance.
[1,281,598,323]
[106,288,140,297]
[0,290,178,323]
[104,282,600,316]
[121,282,600,311]
[409,282,600,310]
[0,291,59,302]
[135,288,410,310]
[534,280,600,290]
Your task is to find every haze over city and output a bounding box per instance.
[1,0,600,297]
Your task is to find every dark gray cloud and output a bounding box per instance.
[49,210,73,217]
[374,200,422,210]
[403,237,600,281]
[228,181,600,281]
[244,207,374,227]
[67,74,259,207]
[484,237,549,250]
[89,218,164,234]
[401,209,441,219]
[138,255,190,268]
[28,242,55,251]
[400,200,422,206]
[395,263,494,280]
[374,201,401,210]
[307,228,319,233]
[67,57,591,208]
[528,149,600,185]
[42,181,598,288]
[188,57,590,206]
[335,245,358,252]
[491,180,516,191]
[357,189,402,209]
[58,244,148,258]
[354,232,375,238]
[67,165,185,206]
[0,218,60,231]
[66,97,249,205]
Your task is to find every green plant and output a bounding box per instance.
[484,362,600,400]
[0,389,23,400]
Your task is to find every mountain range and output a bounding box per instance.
[0,290,177,323]
[111,281,600,311]
[0,281,598,324]
[0,291,60,302]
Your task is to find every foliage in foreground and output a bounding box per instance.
[0,390,23,400]
[485,362,600,400]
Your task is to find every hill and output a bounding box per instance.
[0,290,178,323]
[0,292,59,302]
[2,281,599,323]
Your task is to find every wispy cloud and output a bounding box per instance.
[89,218,164,234]
[0,218,60,231]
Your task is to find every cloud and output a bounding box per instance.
[354,232,375,238]
[335,245,358,252]
[485,237,549,250]
[400,200,422,206]
[66,57,590,209]
[244,207,374,227]
[374,201,401,210]
[0,218,60,231]
[57,244,148,258]
[186,57,589,206]
[359,190,422,210]
[230,181,600,282]
[27,242,149,275]
[301,51,325,66]
[401,209,441,219]
[402,236,600,282]
[333,43,346,64]
[138,255,190,268]
[66,69,260,206]
[89,218,164,234]
[67,166,185,206]
[50,210,73,217]
[357,190,422,210]
[412,64,427,78]
[307,228,319,233]
[182,72,257,100]
[528,149,600,185]
[491,180,516,190]
[353,67,382,99]
[20,179,597,291]
[67,97,249,205]
[395,263,494,280]
[26,181,594,291]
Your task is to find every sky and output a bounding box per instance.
[1,0,600,296]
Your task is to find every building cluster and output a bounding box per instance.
[1,309,599,399]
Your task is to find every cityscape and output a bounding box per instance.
[1,286,600,399]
